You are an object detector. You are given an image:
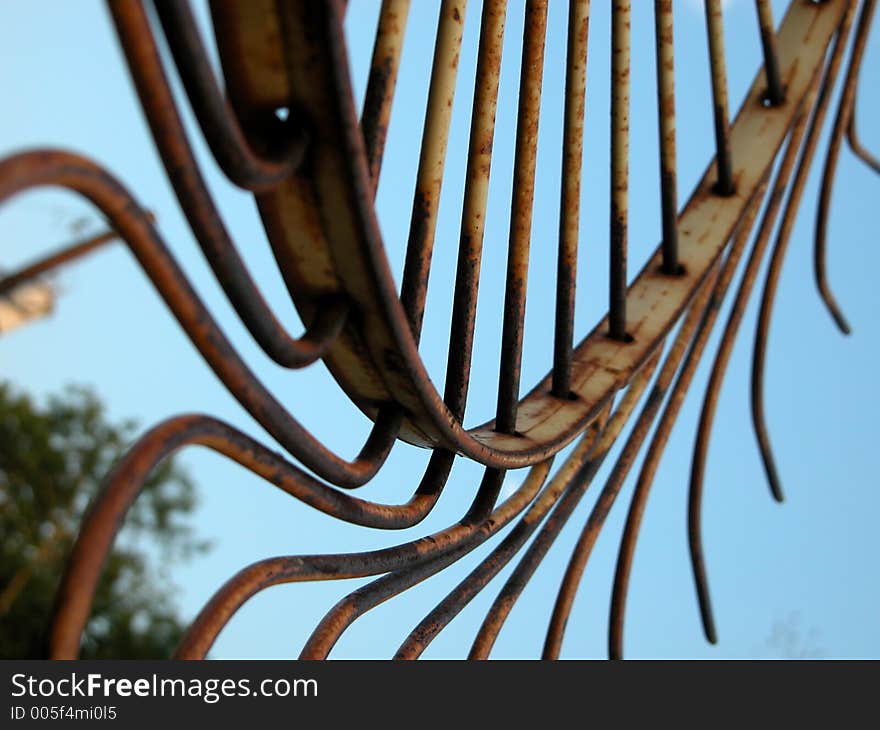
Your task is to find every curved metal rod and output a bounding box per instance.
[393,358,655,660]
[815,0,876,335]
[541,194,766,658]
[687,52,841,645]
[175,458,555,659]
[110,1,355,371]
[847,102,880,174]
[48,416,455,659]
[152,0,307,192]
[0,149,399,488]
[750,13,857,512]
[606,176,778,658]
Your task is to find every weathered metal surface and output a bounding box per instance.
[0,0,874,659]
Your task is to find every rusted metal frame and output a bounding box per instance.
[687,59,839,646]
[541,224,760,658]
[47,418,457,659]
[110,1,354,372]
[751,7,861,513]
[604,177,778,659]
[443,0,508,422]
[609,0,631,340]
[654,0,680,275]
[174,457,556,659]
[394,361,656,660]
[755,0,785,106]
[496,0,549,434]
[361,0,411,194]
[152,0,306,191]
[704,0,735,195]
[0,150,402,490]
[0,228,120,298]
[211,1,847,467]
[815,0,876,335]
[400,0,467,341]
[552,0,590,398]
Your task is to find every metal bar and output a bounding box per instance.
[609,0,631,340]
[705,0,735,195]
[552,0,590,398]
[0,228,120,297]
[361,0,411,194]
[444,0,508,421]
[655,0,680,274]
[495,0,549,434]
[399,0,467,341]
[815,0,876,335]
[755,0,785,105]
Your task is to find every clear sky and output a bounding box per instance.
[0,0,877,659]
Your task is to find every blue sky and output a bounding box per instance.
[0,0,877,658]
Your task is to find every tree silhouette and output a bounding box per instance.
[0,382,207,658]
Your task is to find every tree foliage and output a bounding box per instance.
[0,382,206,658]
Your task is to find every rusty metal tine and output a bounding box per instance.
[655,0,680,275]
[153,0,306,191]
[609,0,631,341]
[495,0,549,434]
[552,0,590,398]
[687,51,844,646]
[752,4,864,508]
[815,0,876,335]
[111,1,357,371]
[362,0,411,194]
[444,0,508,420]
[705,0,735,195]
[755,0,785,105]
[400,0,467,341]
[607,176,779,659]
